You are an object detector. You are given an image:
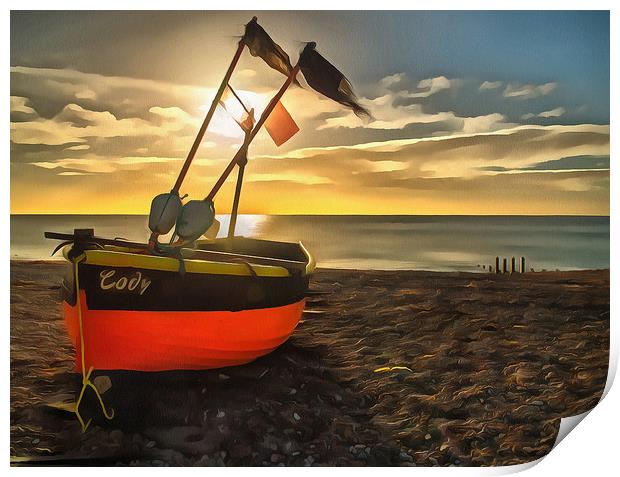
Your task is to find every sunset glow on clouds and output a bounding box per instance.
[10,11,609,215]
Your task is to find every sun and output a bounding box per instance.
[200,89,269,140]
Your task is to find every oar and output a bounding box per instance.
[180,247,307,273]
[44,231,307,273]
[44,231,149,252]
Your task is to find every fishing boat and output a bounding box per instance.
[48,230,314,372]
[43,17,367,428]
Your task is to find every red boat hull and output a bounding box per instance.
[63,292,305,372]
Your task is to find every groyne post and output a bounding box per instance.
[502,258,507,274]
[511,256,516,274]
[520,256,526,273]
[495,256,500,274]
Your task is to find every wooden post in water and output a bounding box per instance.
[495,256,500,274]
[511,256,516,274]
[520,256,526,273]
[502,258,507,274]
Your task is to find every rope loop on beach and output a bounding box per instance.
[73,254,115,432]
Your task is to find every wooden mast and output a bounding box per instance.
[172,40,245,194]
[147,40,246,251]
[227,147,248,239]
[207,63,300,202]
[224,87,252,239]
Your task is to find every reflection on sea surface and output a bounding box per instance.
[10,215,609,272]
[215,214,267,239]
[252,215,609,271]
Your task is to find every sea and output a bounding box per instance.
[10,215,609,272]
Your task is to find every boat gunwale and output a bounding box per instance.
[61,241,315,278]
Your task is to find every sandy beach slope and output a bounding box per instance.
[10,261,609,466]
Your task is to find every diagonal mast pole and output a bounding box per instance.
[207,63,301,202]
[227,132,250,239]
[171,40,246,194]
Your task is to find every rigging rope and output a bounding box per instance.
[73,254,115,431]
[218,83,255,133]
[227,83,251,115]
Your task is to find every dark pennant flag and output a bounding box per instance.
[299,42,371,119]
[243,17,295,78]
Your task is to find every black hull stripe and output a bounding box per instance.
[63,263,308,312]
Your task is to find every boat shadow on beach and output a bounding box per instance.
[49,337,392,465]
[81,340,341,431]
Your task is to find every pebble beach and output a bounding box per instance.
[10,261,609,466]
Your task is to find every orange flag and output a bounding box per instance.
[265,100,299,147]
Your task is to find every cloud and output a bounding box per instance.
[11,123,609,214]
[316,73,513,134]
[521,107,567,121]
[10,66,200,99]
[364,160,409,173]
[10,96,37,118]
[9,65,313,154]
[9,66,221,152]
[503,82,557,99]
[66,144,90,151]
[31,155,184,174]
[480,155,609,173]
[528,155,609,171]
[479,81,503,91]
[461,113,515,134]
[380,73,407,89]
[9,66,240,158]
[58,171,90,176]
[10,65,219,129]
[379,73,456,97]
[538,107,566,118]
[315,75,457,131]
[409,76,454,98]
[246,172,334,185]
[319,100,455,131]
[10,103,197,146]
[9,66,609,215]
[253,124,609,182]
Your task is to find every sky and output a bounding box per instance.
[10,11,610,215]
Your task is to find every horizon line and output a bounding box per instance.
[9,213,611,218]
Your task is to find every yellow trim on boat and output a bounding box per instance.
[63,246,291,277]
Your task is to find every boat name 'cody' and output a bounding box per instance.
[99,269,151,296]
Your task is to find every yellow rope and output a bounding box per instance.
[73,254,115,431]
[373,366,413,373]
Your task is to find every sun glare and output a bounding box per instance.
[200,89,269,140]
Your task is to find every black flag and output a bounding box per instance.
[299,42,371,119]
[243,17,295,78]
